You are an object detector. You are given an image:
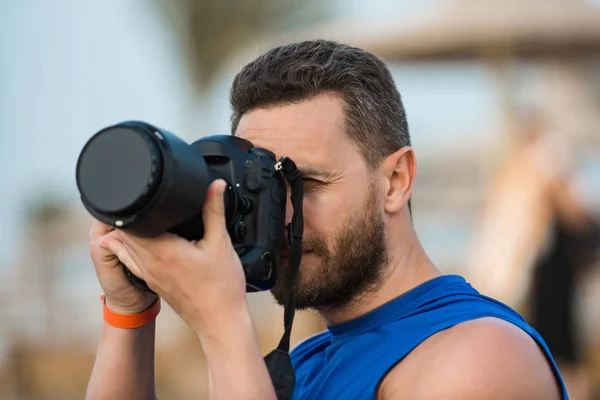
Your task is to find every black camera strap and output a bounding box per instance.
[264,156,303,400]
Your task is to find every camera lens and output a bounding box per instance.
[76,121,218,239]
[76,126,163,214]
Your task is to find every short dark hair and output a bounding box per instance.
[229,39,411,168]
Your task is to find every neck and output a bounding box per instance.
[318,226,442,326]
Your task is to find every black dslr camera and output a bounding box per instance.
[75,121,289,292]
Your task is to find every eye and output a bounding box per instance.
[302,178,322,188]
[302,177,319,184]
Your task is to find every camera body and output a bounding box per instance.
[188,134,288,292]
[76,121,288,292]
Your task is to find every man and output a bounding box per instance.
[85,40,566,399]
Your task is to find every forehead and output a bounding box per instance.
[235,94,360,173]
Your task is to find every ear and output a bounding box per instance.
[380,146,416,214]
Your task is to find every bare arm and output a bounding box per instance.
[86,220,159,400]
[86,307,157,400]
[86,307,276,400]
[195,304,276,400]
[92,182,277,400]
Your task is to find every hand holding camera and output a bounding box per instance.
[98,179,249,334]
[77,121,289,294]
[78,121,302,398]
[88,219,158,315]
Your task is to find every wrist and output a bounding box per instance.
[104,293,158,315]
[101,294,161,329]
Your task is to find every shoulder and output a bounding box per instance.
[378,317,562,400]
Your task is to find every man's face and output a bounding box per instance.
[235,94,388,311]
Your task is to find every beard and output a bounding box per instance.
[271,184,388,312]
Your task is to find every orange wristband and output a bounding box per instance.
[100,294,161,329]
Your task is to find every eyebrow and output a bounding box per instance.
[296,165,337,180]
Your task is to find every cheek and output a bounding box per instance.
[302,189,355,239]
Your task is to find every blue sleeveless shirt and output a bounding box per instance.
[290,275,568,399]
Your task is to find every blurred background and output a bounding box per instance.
[1,0,599,398]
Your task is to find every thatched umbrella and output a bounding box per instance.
[253,0,600,140]
[345,0,600,139]
[262,0,600,61]
[353,0,600,61]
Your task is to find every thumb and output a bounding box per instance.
[202,179,228,242]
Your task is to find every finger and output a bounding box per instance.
[114,231,165,270]
[101,237,144,278]
[115,230,144,249]
[116,230,179,249]
[114,231,161,265]
[89,219,113,240]
[202,179,228,243]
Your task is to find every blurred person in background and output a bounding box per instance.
[524,114,599,400]
[84,40,566,400]
[466,110,599,400]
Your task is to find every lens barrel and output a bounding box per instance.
[76,121,215,237]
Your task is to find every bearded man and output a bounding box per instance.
[85,40,566,400]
